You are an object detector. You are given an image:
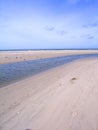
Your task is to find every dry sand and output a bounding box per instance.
[0,50,98,64]
[0,58,98,130]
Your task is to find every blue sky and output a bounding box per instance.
[0,0,98,49]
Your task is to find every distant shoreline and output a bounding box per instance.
[0,48,98,51]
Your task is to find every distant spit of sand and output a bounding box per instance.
[0,50,98,64]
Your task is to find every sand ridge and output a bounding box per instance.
[0,50,98,64]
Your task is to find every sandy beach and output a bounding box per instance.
[0,50,98,64]
[0,53,98,130]
[1,0,98,129]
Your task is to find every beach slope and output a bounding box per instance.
[0,58,98,130]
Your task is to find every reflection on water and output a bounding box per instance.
[0,53,98,87]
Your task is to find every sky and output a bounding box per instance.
[0,0,98,49]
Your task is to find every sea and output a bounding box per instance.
[0,49,98,88]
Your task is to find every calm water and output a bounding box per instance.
[0,53,98,88]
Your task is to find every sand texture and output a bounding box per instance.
[0,50,98,64]
[0,58,98,130]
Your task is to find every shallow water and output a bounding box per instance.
[0,53,98,87]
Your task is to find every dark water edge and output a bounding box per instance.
[0,53,98,88]
[0,48,98,51]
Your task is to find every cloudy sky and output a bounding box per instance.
[0,0,98,49]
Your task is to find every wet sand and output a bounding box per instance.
[0,50,98,64]
[0,57,98,130]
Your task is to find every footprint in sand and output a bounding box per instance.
[70,77,77,84]
[71,111,78,117]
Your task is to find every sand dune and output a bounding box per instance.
[0,58,98,130]
[0,50,98,64]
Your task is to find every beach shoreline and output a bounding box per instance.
[0,57,98,130]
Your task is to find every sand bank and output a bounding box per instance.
[0,50,98,64]
[0,58,98,130]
